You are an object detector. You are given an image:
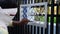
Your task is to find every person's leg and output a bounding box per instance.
[0,26,8,34]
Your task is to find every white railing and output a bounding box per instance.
[20,0,56,34]
[23,23,56,34]
[48,23,56,34]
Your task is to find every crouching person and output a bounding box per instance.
[0,7,30,34]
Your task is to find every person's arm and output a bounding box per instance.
[12,18,30,26]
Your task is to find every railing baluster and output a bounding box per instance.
[48,23,50,34]
[30,0,31,4]
[53,23,56,34]
[36,26,37,34]
[39,27,41,34]
[43,28,45,34]
[27,0,28,4]
[32,25,34,34]
[24,25,25,34]
[29,25,31,34]
[27,25,28,34]
[33,0,34,4]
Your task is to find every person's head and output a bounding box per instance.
[0,7,17,21]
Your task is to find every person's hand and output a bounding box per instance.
[20,18,30,25]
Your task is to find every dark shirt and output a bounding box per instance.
[0,0,17,8]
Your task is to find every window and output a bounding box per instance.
[48,17,51,23]
[54,17,56,23]
[39,0,42,2]
[54,6,57,15]
[48,7,51,15]
[47,0,52,4]
[35,0,38,3]
[58,6,60,15]
[34,0,43,3]
[33,6,45,22]
[54,0,57,4]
